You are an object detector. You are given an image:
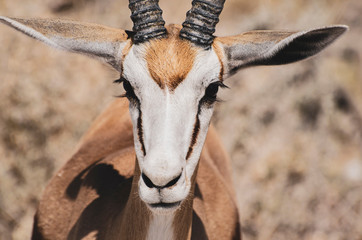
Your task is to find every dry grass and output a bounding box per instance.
[0,0,361,239]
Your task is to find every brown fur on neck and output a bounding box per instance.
[119,160,151,240]
[173,163,199,240]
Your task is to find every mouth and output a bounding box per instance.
[149,201,181,209]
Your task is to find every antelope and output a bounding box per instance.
[0,0,347,239]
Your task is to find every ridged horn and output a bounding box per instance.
[128,0,167,44]
[180,0,225,49]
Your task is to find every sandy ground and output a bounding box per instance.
[0,0,361,239]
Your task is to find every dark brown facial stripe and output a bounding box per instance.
[219,58,224,81]
[186,116,200,160]
[137,109,146,156]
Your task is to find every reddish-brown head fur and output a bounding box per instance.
[145,25,197,91]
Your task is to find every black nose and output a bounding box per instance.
[141,172,182,189]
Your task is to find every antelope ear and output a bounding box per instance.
[215,25,348,78]
[0,17,130,71]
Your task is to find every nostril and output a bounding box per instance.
[142,173,156,188]
[141,172,182,189]
[164,173,182,188]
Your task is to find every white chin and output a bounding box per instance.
[146,201,182,215]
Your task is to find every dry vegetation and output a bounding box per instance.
[0,0,361,239]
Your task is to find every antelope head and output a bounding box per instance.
[0,0,347,214]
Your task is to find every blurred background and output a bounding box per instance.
[0,0,361,239]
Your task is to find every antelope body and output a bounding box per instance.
[0,0,347,239]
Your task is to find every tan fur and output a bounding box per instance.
[173,164,198,240]
[2,11,346,240]
[213,30,298,78]
[13,18,128,42]
[32,98,241,239]
[212,41,225,81]
[214,30,296,46]
[145,25,197,90]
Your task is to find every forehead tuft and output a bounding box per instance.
[145,25,198,90]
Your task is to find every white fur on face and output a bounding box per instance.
[122,43,221,213]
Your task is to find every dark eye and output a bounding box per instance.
[122,79,138,101]
[205,83,219,98]
[123,79,134,95]
[113,77,138,101]
[200,81,227,106]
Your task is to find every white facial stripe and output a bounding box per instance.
[122,42,221,209]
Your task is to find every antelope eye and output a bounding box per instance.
[199,82,222,106]
[123,79,134,94]
[205,82,219,98]
[122,79,138,100]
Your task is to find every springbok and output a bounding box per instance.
[0,0,347,239]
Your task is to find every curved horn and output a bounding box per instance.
[180,0,225,49]
[128,0,167,44]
